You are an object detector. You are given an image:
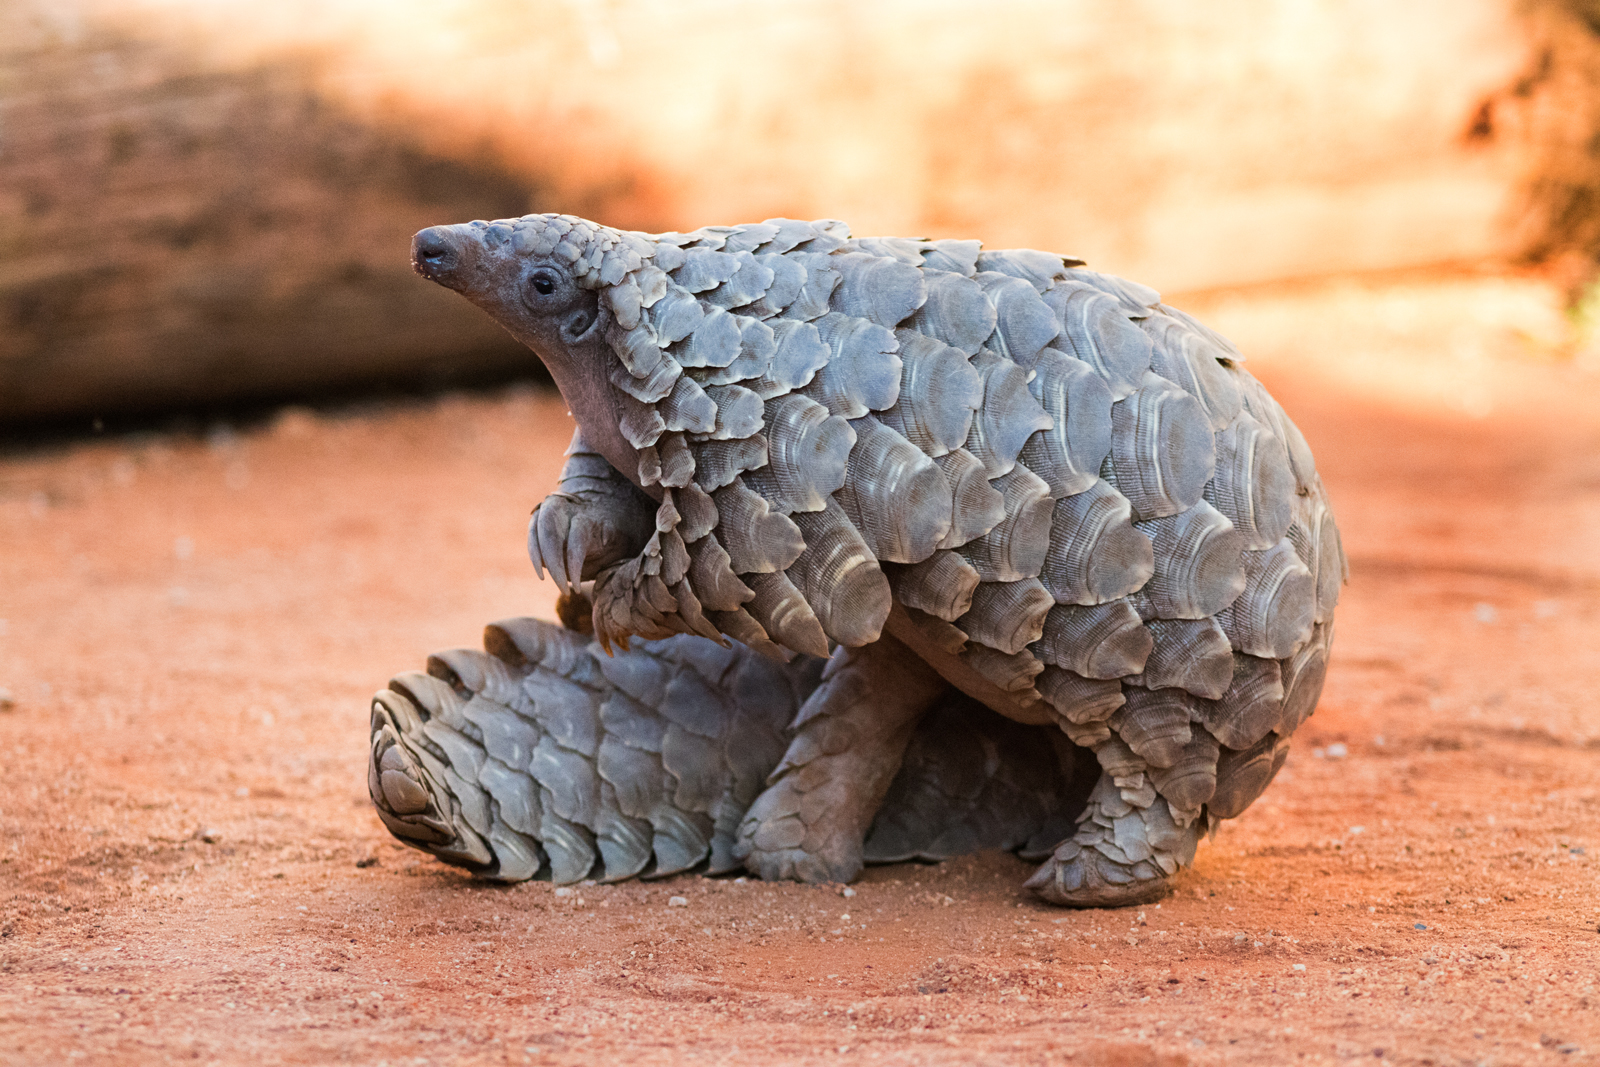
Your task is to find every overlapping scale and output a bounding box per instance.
[1108,373,1216,520]
[834,417,953,564]
[1035,601,1152,679]
[876,331,982,458]
[827,252,928,327]
[956,465,1053,582]
[1109,687,1195,767]
[1209,732,1289,819]
[1214,539,1316,659]
[787,501,893,647]
[749,393,855,514]
[711,480,806,574]
[903,270,996,355]
[1206,413,1294,550]
[974,272,1059,370]
[1133,501,1245,620]
[1142,313,1243,430]
[1021,348,1114,499]
[884,551,981,622]
[1044,284,1153,400]
[958,578,1054,655]
[803,313,902,418]
[974,248,1083,292]
[1129,618,1235,699]
[933,450,1005,549]
[1039,481,1154,606]
[964,349,1053,478]
[704,251,776,311]
[1194,654,1284,750]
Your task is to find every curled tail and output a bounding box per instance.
[369,617,1088,883]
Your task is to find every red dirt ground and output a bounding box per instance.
[1,273,1597,1066]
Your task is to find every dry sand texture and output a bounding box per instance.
[2,270,1598,1065]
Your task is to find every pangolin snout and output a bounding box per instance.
[411,226,462,286]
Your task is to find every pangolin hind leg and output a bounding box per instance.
[734,633,950,885]
[1023,772,1200,907]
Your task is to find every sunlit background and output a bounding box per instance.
[7,0,1600,422]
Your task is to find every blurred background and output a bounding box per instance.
[7,0,1600,425]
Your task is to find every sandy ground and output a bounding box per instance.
[2,271,1598,1066]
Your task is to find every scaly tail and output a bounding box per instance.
[369,617,1092,883]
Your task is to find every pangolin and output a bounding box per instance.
[398,213,1345,906]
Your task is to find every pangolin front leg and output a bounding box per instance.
[735,633,949,884]
[528,428,657,594]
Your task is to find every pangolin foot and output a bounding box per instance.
[1023,837,1174,908]
[733,776,866,885]
[1023,784,1200,908]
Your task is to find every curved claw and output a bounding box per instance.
[565,523,589,598]
[529,494,642,598]
[538,505,573,593]
[526,508,547,582]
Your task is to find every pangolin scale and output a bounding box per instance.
[380,213,1345,906]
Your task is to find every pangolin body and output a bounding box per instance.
[403,213,1344,904]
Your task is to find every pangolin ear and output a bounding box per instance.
[558,291,603,344]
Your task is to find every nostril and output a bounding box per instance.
[412,228,454,267]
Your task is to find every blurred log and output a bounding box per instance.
[0,22,557,421]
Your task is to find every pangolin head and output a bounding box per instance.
[411,213,657,371]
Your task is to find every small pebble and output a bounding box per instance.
[1414,922,1428,931]
[840,886,856,898]
[667,896,688,908]
[1325,742,1348,759]
[354,857,378,869]
[0,688,13,712]
[1292,964,1306,972]
[553,887,573,898]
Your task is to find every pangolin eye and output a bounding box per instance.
[526,267,566,302]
